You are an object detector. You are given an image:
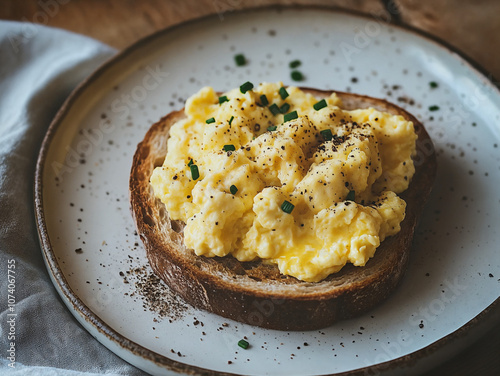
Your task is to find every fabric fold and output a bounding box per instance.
[0,21,146,375]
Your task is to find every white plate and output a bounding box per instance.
[35,7,500,376]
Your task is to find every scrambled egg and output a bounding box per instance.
[150,82,417,282]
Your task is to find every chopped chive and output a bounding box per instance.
[260,94,269,106]
[267,125,277,131]
[289,59,301,68]
[429,105,440,111]
[279,87,289,99]
[190,164,199,180]
[284,111,298,122]
[429,81,438,89]
[206,117,215,124]
[223,144,236,152]
[234,54,246,66]
[281,200,295,214]
[229,115,234,125]
[280,103,290,114]
[230,185,238,195]
[238,339,249,349]
[269,103,280,115]
[346,190,355,201]
[313,99,327,111]
[240,81,254,93]
[320,129,333,141]
[188,159,194,166]
[219,95,229,104]
[291,70,304,81]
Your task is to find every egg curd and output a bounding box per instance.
[150,82,417,282]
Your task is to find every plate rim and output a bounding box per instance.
[34,4,500,376]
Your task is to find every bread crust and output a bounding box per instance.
[130,89,437,331]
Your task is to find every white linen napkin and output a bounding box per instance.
[0,20,147,375]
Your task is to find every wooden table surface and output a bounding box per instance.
[2,0,499,375]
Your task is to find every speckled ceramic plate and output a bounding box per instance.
[35,6,500,376]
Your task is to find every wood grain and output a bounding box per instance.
[1,0,498,375]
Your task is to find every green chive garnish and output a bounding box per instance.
[289,59,301,68]
[240,81,254,93]
[291,71,304,81]
[206,117,215,124]
[260,94,269,106]
[188,159,194,166]
[429,81,438,89]
[320,129,333,141]
[284,111,298,122]
[234,54,246,66]
[238,339,249,349]
[313,99,327,111]
[269,103,280,115]
[279,87,289,99]
[281,200,294,214]
[429,105,440,111]
[346,190,355,201]
[230,185,238,195]
[280,103,290,114]
[267,125,277,131]
[223,144,236,152]
[190,164,199,180]
[219,95,229,104]
[229,116,234,125]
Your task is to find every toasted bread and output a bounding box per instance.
[130,89,437,331]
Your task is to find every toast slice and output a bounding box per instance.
[130,89,437,331]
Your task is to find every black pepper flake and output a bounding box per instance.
[132,267,189,320]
